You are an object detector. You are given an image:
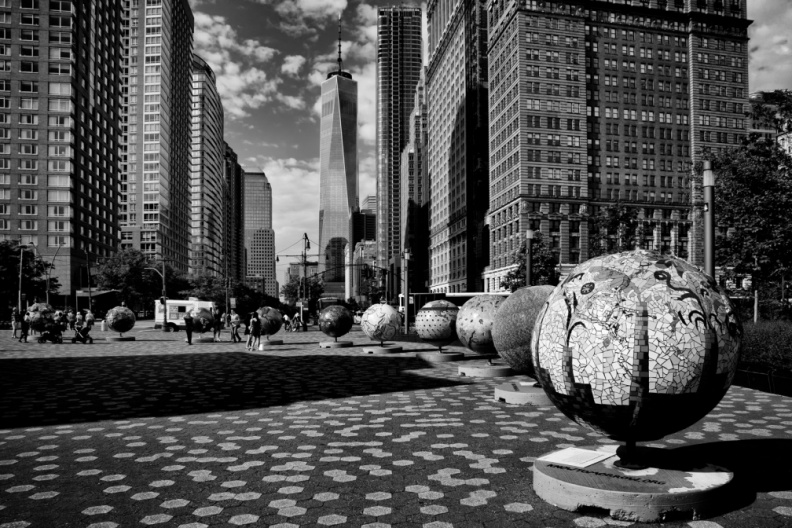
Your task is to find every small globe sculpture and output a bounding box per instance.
[360,303,402,345]
[28,302,54,332]
[257,306,283,339]
[455,295,504,354]
[106,306,136,337]
[531,249,742,466]
[318,305,353,341]
[492,285,555,376]
[415,300,459,351]
[191,308,214,334]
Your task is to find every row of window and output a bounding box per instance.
[0,189,68,201]
[0,159,71,170]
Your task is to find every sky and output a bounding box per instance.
[187,0,792,286]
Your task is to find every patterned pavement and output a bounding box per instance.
[1,327,792,528]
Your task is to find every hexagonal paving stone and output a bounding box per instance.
[228,514,260,525]
[141,514,173,525]
[317,514,347,525]
[361,524,391,528]
[366,492,392,501]
[420,505,448,516]
[160,499,189,509]
[422,522,454,528]
[278,506,307,517]
[313,492,339,502]
[504,503,533,513]
[363,506,392,517]
[192,506,223,517]
[269,499,297,509]
[418,491,443,500]
[82,506,113,515]
[131,492,159,501]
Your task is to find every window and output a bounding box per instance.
[0,189,8,200]
[19,204,38,215]
[50,82,71,95]
[20,14,40,25]
[19,159,38,170]
[21,61,39,73]
[47,220,67,232]
[19,129,38,139]
[19,114,39,125]
[19,219,38,230]
[0,79,8,91]
[48,145,69,157]
[48,130,70,142]
[47,174,69,186]
[49,31,70,44]
[21,0,40,7]
[49,15,71,28]
[20,189,38,200]
[48,63,70,75]
[19,98,38,110]
[48,98,70,111]
[48,115,70,127]
[49,47,71,60]
[0,218,7,230]
[47,190,69,202]
[19,143,38,155]
[48,160,69,172]
[19,174,37,185]
[19,81,39,93]
[20,29,39,41]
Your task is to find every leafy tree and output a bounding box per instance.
[181,277,281,315]
[0,240,59,317]
[500,232,559,291]
[280,275,324,307]
[588,201,640,257]
[712,133,792,322]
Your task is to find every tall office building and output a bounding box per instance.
[243,171,276,297]
[376,6,423,279]
[224,142,244,283]
[119,0,194,273]
[189,53,224,277]
[483,0,749,291]
[426,0,489,293]
[361,195,377,213]
[318,33,357,289]
[0,0,124,305]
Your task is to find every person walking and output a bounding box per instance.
[247,312,261,351]
[230,310,241,343]
[66,309,75,331]
[11,308,20,340]
[18,312,30,343]
[283,312,291,332]
[213,309,223,342]
[183,311,194,345]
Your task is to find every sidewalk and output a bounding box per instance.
[0,328,791,527]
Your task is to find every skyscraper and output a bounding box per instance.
[119,0,194,273]
[0,0,124,304]
[376,6,423,281]
[483,0,749,291]
[318,28,357,291]
[243,172,276,297]
[224,142,245,283]
[426,0,490,293]
[189,54,224,277]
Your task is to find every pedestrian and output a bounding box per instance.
[230,310,241,343]
[292,314,301,332]
[19,312,30,343]
[183,311,194,345]
[11,308,20,340]
[213,309,223,342]
[66,309,75,331]
[247,312,261,350]
[283,312,291,332]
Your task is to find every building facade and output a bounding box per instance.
[189,53,224,277]
[483,0,749,291]
[119,0,193,273]
[243,171,276,297]
[361,195,376,212]
[318,62,357,287]
[0,0,124,305]
[224,141,244,283]
[376,6,423,279]
[426,0,489,293]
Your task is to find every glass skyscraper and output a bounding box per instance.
[243,171,276,297]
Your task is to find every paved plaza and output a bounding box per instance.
[1,327,791,528]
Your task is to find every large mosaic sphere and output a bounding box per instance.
[415,300,460,350]
[28,303,54,332]
[456,295,505,354]
[531,249,742,442]
[318,305,353,339]
[191,308,214,334]
[106,306,136,334]
[257,306,283,336]
[492,285,555,375]
[360,303,402,344]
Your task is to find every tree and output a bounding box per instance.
[0,240,58,317]
[713,99,792,322]
[280,275,324,307]
[588,201,640,257]
[500,232,559,291]
[180,277,280,315]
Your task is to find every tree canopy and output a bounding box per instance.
[500,232,559,291]
[0,240,59,315]
[588,201,641,257]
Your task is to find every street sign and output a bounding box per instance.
[230,297,236,308]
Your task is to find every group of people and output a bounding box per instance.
[11,307,95,344]
[180,309,301,349]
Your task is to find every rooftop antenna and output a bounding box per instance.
[337,15,343,73]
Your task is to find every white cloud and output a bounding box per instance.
[748,2,792,92]
[276,93,307,110]
[281,54,307,76]
[253,0,348,36]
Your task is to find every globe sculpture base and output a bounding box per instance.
[494,382,551,406]
[458,361,512,378]
[363,344,403,354]
[533,445,733,523]
[106,336,135,342]
[259,339,284,349]
[416,351,464,363]
[320,341,353,348]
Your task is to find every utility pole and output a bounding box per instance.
[302,232,309,331]
[17,244,25,312]
[526,229,535,287]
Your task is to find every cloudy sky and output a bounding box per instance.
[188,0,792,285]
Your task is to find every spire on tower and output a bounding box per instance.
[337,16,343,72]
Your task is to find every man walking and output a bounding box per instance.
[183,311,194,345]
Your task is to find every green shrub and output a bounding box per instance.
[739,320,792,375]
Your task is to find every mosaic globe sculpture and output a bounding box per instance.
[455,295,505,354]
[106,306,136,335]
[257,306,283,337]
[318,305,353,340]
[492,285,555,375]
[28,303,54,332]
[191,308,214,334]
[531,249,742,443]
[360,303,402,345]
[415,300,459,351]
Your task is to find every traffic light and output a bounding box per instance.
[160,296,165,305]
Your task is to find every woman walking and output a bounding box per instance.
[247,312,261,351]
[230,310,241,343]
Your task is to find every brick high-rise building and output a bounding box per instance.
[0,0,124,306]
[483,0,749,291]
[189,53,224,277]
[376,6,423,286]
[119,0,194,273]
[427,0,489,293]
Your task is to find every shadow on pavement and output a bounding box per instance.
[0,353,466,428]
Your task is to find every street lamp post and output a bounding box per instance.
[526,229,535,287]
[146,260,168,332]
[702,161,715,279]
[17,244,26,312]
[46,243,64,306]
[301,233,310,332]
[402,250,411,335]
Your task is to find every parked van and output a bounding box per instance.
[154,297,216,331]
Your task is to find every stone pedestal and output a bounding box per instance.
[416,351,464,363]
[459,363,513,377]
[362,345,403,354]
[106,336,135,342]
[494,382,551,405]
[320,341,353,348]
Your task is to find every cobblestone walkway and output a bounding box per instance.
[1,328,791,527]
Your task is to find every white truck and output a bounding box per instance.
[154,298,216,331]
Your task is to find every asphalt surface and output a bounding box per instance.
[1,327,791,528]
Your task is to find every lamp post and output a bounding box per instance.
[17,243,29,312]
[145,260,167,332]
[46,243,64,306]
[402,249,411,335]
[301,233,310,332]
[526,229,535,287]
[702,161,715,279]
